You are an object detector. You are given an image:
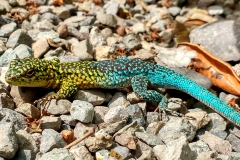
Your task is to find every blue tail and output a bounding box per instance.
[148,66,240,126]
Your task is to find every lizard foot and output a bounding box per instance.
[34,97,51,111]
[157,97,186,120]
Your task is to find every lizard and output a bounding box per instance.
[5,56,240,127]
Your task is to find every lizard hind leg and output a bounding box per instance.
[131,75,168,109]
[131,75,183,117]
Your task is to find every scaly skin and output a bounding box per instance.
[5,57,240,126]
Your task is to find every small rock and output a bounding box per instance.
[39,116,62,131]
[159,29,174,43]
[138,150,155,160]
[15,130,38,159]
[226,133,240,152]
[40,129,67,153]
[80,16,95,26]
[114,133,136,150]
[0,40,6,54]
[151,20,167,31]
[0,22,17,37]
[121,33,142,51]
[210,130,228,139]
[15,103,40,119]
[104,106,129,123]
[73,89,106,106]
[114,121,143,137]
[126,92,141,103]
[0,122,18,159]
[158,117,197,143]
[85,132,113,152]
[0,0,11,14]
[165,136,196,160]
[0,93,14,109]
[189,140,210,153]
[196,151,218,160]
[100,28,113,38]
[14,44,33,59]
[93,45,114,61]
[104,0,119,15]
[70,100,94,123]
[198,0,215,7]
[52,7,70,20]
[126,104,145,126]
[33,19,55,32]
[6,29,33,48]
[0,108,27,131]
[38,148,74,160]
[69,146,94,160]
[129,48,155,60]
[206,113,227,131]
[186,110,211,129]
[57,24,68,38]
[42,13,61,25]
[89,27,107,47]
[208,5,224,15]
[146,121,164,134]
[9,86,39,107]
[61,130,74,144]
[135,132,164,146]
[200,131,232,154]
[60,115,77,126]
[71,39,93,60]
[146,112,161,127]
[108,92,130,108]
[36,31,59,40]
[59,55,81,63]
[153,145,166,160]
[96,13,117,28]
[131,23,146,33]
[32,38,50,58]
[98,120,126,135]
[134,139,152,158]
[73,122,97,139]
[110,146,130,159]
[190,20,240,61]
[93,106,109,124]
[96,149,109,160]
[168,6,181,16]
[46,99,71,115]
[30,14,42,25]
[0,48,17,67]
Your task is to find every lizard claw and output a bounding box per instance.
[34,97,51,111]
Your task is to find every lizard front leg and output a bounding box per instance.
[34,81,78,105]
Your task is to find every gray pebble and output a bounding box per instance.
[70,100,94,123]
[38,148,74,160]
[104,106,129,123]
[96,13,117,28]
[0,48,17,67]
[14,44,33,59]
[0,22,17,37]
[40,129,67,153]
[190,20,240,61]
[39,116,62,131]
[6,29,33,48]
[0,122,18,159]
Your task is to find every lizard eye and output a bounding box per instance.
[26,70,34,76]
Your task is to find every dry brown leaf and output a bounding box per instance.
[179,42,240,96]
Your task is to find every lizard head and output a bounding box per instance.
[5,57,60,87]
